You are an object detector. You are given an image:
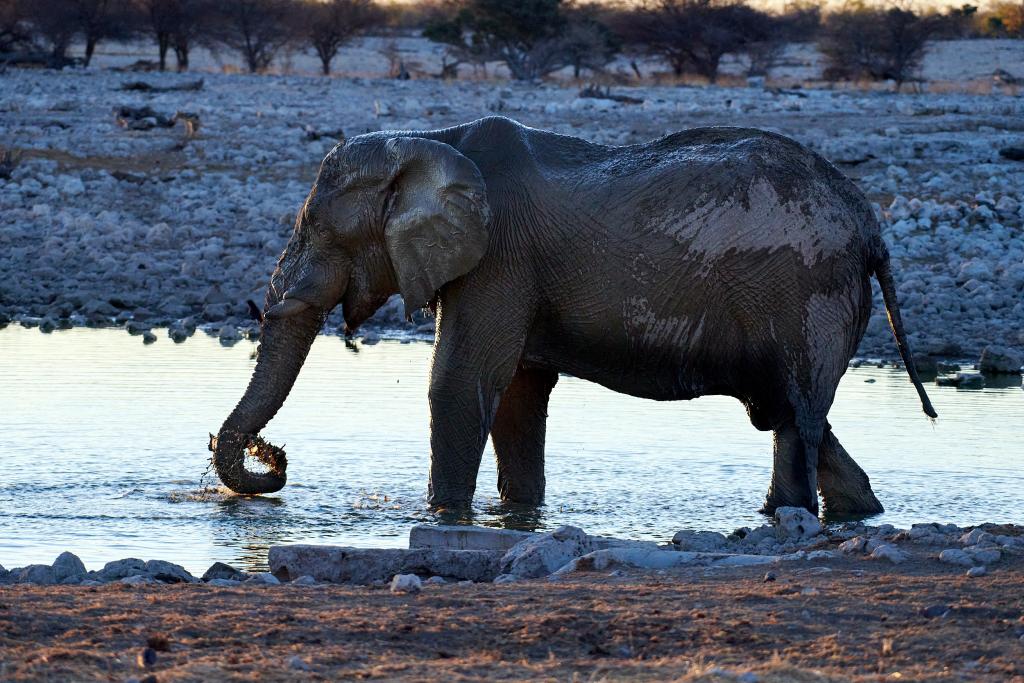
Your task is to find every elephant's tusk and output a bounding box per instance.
[246,299,264,324]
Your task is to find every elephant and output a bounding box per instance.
[211,115,936,517]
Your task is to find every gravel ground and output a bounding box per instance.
[1,554,1022,682]
[1,39,1023,358]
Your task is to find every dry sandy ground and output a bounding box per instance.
[1,556,1022,682]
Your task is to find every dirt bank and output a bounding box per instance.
[2,554,1021,682]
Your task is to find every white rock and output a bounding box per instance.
[409,524,534,552]
[938,548,974,567]
[207,578,242,587]
[390,573,422,594]
[290,575,317,586]
[869,544,907,564]
[774,507,822,540]
[671,530,728,552]
[500,526,591,579]
[966,566,987,578]
[553,548,779,576]
[287,655,312,671]
[959,529,994,546]
[805,550,837,561]
[493,573,518,584]
[248,572,281,585]
[838,536,868,554]
[269,545,502,584]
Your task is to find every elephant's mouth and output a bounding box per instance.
[208,430,288,488]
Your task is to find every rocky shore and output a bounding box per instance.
[2,62,1023,360]
[4,509,1021,589]
[2,512,1022,681]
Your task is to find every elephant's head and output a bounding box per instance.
[211,136,491,494]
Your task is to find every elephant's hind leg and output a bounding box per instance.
[491,366,558,505]
[761,419,824,515]
[819,427,884,516]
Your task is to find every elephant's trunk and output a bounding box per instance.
[211,308,324,494]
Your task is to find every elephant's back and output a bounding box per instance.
[593,127,878,271]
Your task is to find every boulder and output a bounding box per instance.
[671,530,729,552]
[52,551,87,583]
[247,572,281,585]
[11,564,57,585]
[500,526,592,579]
[202,561,247,582]
[269,545,503,584]
[938,548,974,567]
[553,548,779,576]
[206,578,242,587]
[96,558,147,581]
[144,560,197,583]
[409,524,534,552]
[121,574,157,586]
[964,547,1000,565]
[869,544,907,564]
[390,574,422,594]
[774,507,822,540]
[979,345,1022,374]
[959,529,994,546]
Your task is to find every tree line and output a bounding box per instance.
[1,0,1022,87]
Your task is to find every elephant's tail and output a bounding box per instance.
[871,238,938,419]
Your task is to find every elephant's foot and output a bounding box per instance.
[818,430,884,517]
[761,422,820,515]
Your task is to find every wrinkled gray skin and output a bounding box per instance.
[213,116,936,516]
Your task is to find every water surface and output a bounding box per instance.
[1,326,1021,574]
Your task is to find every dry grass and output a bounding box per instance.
[1,554,1022,682]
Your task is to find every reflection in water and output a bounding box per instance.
[1,325,1022,574]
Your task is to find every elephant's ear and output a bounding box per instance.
[382,137,490,317]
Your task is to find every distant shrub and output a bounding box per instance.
[139,0,212,72]
[820,5,943,90]
[424,0,617,81]
[300,0,383,76]
[612,0,774,84]
[204,0,297,74]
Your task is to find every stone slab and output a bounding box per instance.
[269,545,503,584]
[408,524,535,552]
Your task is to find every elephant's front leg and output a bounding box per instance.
[491,366,558,505]
[426,295,528,509]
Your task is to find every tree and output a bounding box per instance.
[426,0,581,81]
[207,0,296,73]
[820,5,943,90]
[613,0,773,83]
[22,0,79,59]
[75,0,134,66]
[743,4,819,78]
[1,0,36,54]
[139,0,208,70]
[302,0,381,76]
[562,3,620,79]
